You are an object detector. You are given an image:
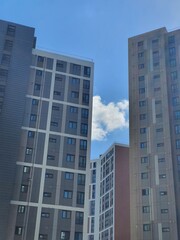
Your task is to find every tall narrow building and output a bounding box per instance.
[129,28,180,240]
[0,20,93,240]
[88,143,130,240]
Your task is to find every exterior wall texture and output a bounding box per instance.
[129,27,180,240]
[0,20,93,240]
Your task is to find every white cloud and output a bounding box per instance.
[92,96,129,141]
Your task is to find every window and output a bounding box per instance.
[169,47,176,56]
[154,62,159,68]
[80,140,87,150]
[47,155,55,160]
[77,192,84,204]
[82,93,89,104]
[50,121,58,127]
[157,143,164,147]
[75,232,83,240]
[158,158,165,163]
[7,25,16,36]
[152,39,159,44]
[138,52,144,58]
[54,91,61,96]
[37,56,44,63]
[65,172,74,180]
[45,173,53,178]
[81,123,88,135]
[139,75,145,81]
[70,106,78,113]
[140,142,147,148]
[159,174,166,179]
[18,205,25,213]
[75,212,84,225]
[84,66,91,77]
[156,113,162,118]
[36,70,42,76]
[67,138,76,145]
[77,174,85,185]
[155,100,161,105]
[30,114,37,121]
[66,154,75,162]
[83,80,90,89]
[63,190,72,199]
[55,75,62,81]
[176,139,180,149]
[171,84,178,93]
[162,227,170,232]
[170,59,176,67]
[68,121,77,129]
[161,209,168,213]
[15,226,22,235]
[153,74,160,79]
[139,100,146,107]
[173,97,180,106]
[21,185,28,193]
[177,155,180,165]
[49,137,57,143]
[4,40,13,51]
[28,131,35,138]
[71,91,79,98]
[26,147,33,155]
[41,212,50,218]
[175,110,180,120]
[175,125,180,134]
[154,87,161,92]
[138,64,144,69]
[1,54,11,65]
[32,99,39,105]
[56,60,66,72]
[139,88,145,94]
[142,206,150,213]
[34,83,41,91]
[141,157,148,163]
[81,108,89,118]
[43,192,52,197]
[140,114,146,120]
[153,51,159,58]
[23,166,30,173]
[52,105,60,111]
[71,77,80,85]
[141,172,148,179]
[156,128,163,132]
[168,35,175,44]
[60,231,70,240]
[142,188,149,196]
[171,71,177,80]
[140,128,146,134]
[79,156,86,168]
[138,41,143,46]
[160,191,167,196]
[143,224,151,231]
[39,234,48,239]
[61,210,71,219]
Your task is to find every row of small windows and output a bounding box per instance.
[15,226,82,239]
[143,224,170,232]
[137,35,175,48]
[141,172,166,179]
[142,206,168,214]
[141,156,166,164]
[140,142,164,148]
[142,188,167,196]
[138,71,178,83]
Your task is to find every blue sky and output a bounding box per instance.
[1,0,180,158]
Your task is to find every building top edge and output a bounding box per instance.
[0,19,35,31]
[33,48,94,64]
[128,27,168,40]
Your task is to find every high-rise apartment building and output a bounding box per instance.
[129,27,180,240]
[0,20,93,240]
[88,143,130,240]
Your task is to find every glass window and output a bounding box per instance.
[142,188,149,196]
[75,232,83,240]
[84,66,91,77]
[175,110,180,120]
[138,64,144,69]
[79,156,86,168]
[159,174,166,179]
[170,59,176,67]
[175,125,180,134]
[21,185,28,193]
[7,25,16,36]
[161,209,168,213]
[160,191,167,196]
[168,35,175,44]
[49,137,57,143]
[162,227,170,232]
[141,157,148,163]
[60,231,70,240]
[50,121,58,127]
[15,226,22,235]
[82,93,89,104]
[139,88,145,94]
[67,138,76,145]
[52,105,60,111]
[77,174,85,185]
[65,172,74,180]
[39,234,48,239]
[172,97,180,106]
[139,75,145,81]
[176,140,180,149]
[140,128,146,134]
[142,206,150,213]
[171,71,177,80]
[66,154,75,162]
[138,41,143,46]
[61,210,71,219]
[75,212,84,225]
[140,142,147,148]
[28,131,35,138]
[81,108,89,118]
[26,147,33,155]
[80,140,87,150]
[71,91,79,98]
[70,106,78,113]
[47,155,55,160]
[43,192,52,197]
[169,47,176,56]
[141,172,148,179]
[41,212,50,218]
[45,173,53,178]
[63,190,73,199]
[77,192,84,204]
[18,205,25,213]
[23,166,30,173]
[30,114,37,121]
[83,80,90,89]
[143,224,151,231]
[68,121,77,129]
[140,114,146,120]
[81,123,88,135]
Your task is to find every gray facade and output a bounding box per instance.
[0,20,93,240]
[129,28,180,240]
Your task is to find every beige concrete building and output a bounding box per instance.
[129,27,180,240]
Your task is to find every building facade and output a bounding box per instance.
[88,144,130,240]
[129,28,180,240]
[0,20,93,240]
